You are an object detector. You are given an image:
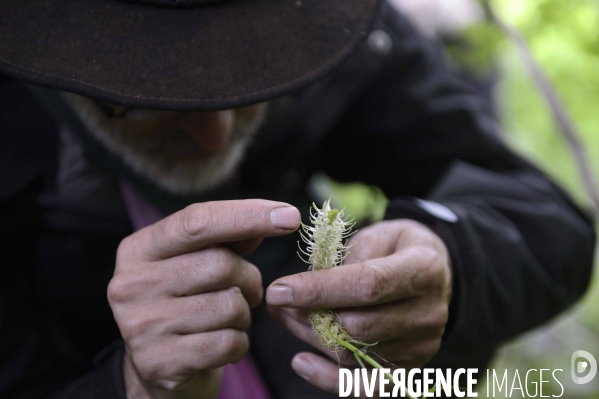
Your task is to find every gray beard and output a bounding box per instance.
[61,92,267,195]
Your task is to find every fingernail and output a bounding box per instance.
[292,355,315,380]
[269,206,300,230]
[266,284,293,306]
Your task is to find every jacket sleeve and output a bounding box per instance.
[46,342,127,399]
[319,3,596,353]
[0,77,128,399]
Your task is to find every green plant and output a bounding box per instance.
[299,199,420,398]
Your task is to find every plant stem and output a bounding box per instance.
[336,339,419,399]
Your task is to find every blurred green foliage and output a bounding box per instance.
[476,0,599,209]
[448,23,504,72]
[308,173,388,226]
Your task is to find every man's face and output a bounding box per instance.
[62,92,268,194]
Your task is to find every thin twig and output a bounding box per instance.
[481,0,599,219]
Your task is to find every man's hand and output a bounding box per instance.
[266,219,452,394]
[108,200,300,399]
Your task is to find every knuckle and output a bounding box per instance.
[304,282,324,307]
[154,379,182,392]
[418,247,447,291]
[174,248,239,289]
[247,264,263,305]
[135,351,164,382]
[212,249,240,286]
[181,248,237,286]
[108,271,160,304]
[432,303,449,329]
[180,204,211,242]
[420,246,440,264]
[116,235,136,264]
[410,303,447,336]
[226,288,250,327]
[341,313,371,341]
[212,248,236,279]
[288,272,323,307]
[119,316,150,343]
[356,264,386,304]
[107,275,133,304]
[173,257,197,287]
[218,330,248,362]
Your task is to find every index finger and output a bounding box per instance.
[130,199,300,260]
[265,247,443,308]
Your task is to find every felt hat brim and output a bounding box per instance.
[0,0,381,110]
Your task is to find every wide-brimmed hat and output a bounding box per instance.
[0,0,381,110]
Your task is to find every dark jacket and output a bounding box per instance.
[0,3,595,398]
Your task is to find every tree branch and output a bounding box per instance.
[481,0,599,219]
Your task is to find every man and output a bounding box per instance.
[0,0,595,398]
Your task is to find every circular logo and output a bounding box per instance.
[571,350,597,384]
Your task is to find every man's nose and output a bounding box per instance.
[178,110,234,154]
